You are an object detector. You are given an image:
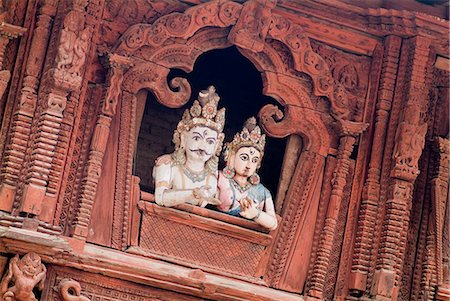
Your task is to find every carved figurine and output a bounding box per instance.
[217,117,277,230]
[0,253,47,301]
[56,11,89,76]
[153,86,225,207]
[393,104,427,170]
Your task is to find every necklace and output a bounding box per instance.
[231,178,252,193]
[182,165,208,182]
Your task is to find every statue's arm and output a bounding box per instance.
[153,161,201,207]
[10,255,21,277]
[255,195,278,231]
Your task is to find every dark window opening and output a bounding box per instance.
[133,46,286,204]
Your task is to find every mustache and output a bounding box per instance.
[189,149,212,156]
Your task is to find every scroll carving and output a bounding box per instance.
[0,253,47,301]
[58,279,90,301]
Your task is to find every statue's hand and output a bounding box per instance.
[204,197,222,206]
[238,197,259,220]
[196,185,214,199]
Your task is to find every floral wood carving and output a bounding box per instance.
[228,0,276,52]
[58,279,90,301]
[0,253,47,301]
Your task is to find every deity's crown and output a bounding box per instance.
[176,86,225,134]
[224,117,266,161]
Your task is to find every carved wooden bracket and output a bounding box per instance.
[0,253,47,301]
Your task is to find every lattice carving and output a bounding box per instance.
[139,214,264,277]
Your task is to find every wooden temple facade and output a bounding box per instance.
[0,0,448,300]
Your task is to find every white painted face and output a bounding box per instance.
[233,146,261,178]
[182,126,218,163]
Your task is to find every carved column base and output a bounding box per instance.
[371,268,395,299]
[0,184,15,211]
[20,184,46,215]
[304,295,321,301]
[348,271,367,292]
[436,283,450,301]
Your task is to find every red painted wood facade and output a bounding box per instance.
[0,1,448,300]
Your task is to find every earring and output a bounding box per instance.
[249,173,260,185]
[223,166,235,179]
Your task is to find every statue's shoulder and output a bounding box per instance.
[155,154,173,167]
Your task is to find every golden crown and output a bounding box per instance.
[173,86,225,147]
[224,117,266,161]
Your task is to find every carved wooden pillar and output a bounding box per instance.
[0,0,55,212]
[309,120,367,299]
[70,54,132,240]
[0,23,26,99]
[348,35,402,294]
[371,36,431,300]
[427,137,449,300]
[16,0,92,219]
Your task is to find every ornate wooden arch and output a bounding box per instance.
[70,0,367,294]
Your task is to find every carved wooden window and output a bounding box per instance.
[127,47,296,282]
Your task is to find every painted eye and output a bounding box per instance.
[193,136,200,141]
[207,139,214,145]
[252,157,259,163]
[240,154,249,161]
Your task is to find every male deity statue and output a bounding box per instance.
[216,117,277,230]
[153,86,225,207]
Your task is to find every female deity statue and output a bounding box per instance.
[153,86,225,207]
[216,117,278,230]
